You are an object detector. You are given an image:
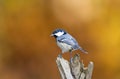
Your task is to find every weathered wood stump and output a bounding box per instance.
[56,54,94,79]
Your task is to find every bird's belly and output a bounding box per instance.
[57,42,72,53]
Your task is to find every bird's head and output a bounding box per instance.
[51,29,67,38]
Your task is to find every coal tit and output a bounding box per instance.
[51,29,88,57]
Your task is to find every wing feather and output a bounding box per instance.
[57,34,80,49]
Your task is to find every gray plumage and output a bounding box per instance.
[51,29,88,54]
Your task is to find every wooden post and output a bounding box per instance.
[56,54,94,79]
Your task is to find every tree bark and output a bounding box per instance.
[56,54,94,79]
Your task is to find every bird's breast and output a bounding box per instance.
[57,42,72,53]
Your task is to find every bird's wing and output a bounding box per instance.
[57,35,80,49]
[57,34,88,53]
[58,37,75,46]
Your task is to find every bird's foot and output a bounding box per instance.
[58,53,62,58]
[70,57,73,64]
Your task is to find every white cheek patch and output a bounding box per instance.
[55,31,64,36]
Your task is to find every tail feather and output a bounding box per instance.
[79,47,88,54]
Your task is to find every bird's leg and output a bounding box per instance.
[58,53,62,58]
[69,50,73,75]
[69,50,73,63]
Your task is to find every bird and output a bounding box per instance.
[51,29,88,58]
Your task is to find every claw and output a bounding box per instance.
[70,57,73,63]
[70,51,73,63]
[58,53,62,58]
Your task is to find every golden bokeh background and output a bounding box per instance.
[0,0,120,79]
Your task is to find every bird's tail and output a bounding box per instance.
[79,47,88,54]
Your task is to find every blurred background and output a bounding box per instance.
[0,0,120,79]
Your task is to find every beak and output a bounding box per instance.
[50,34,54,37]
